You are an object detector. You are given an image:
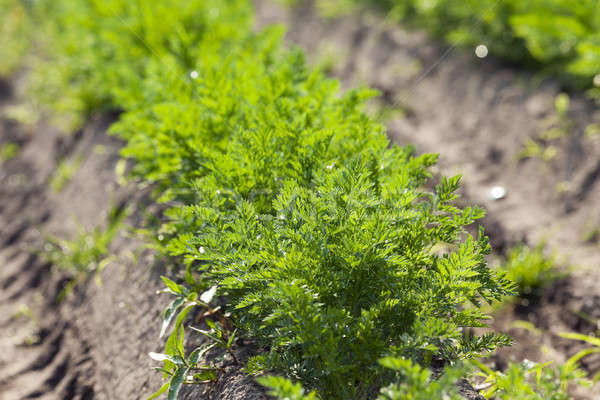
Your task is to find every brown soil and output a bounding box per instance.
[2,0,600,399]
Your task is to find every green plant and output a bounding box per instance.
[0,141,19,162]
[472,358,589,399]
[517,139,553,161]
[171,171,513,399]
[42,204,127,297]
[49,156,82,192]
[0,0,33,76]
[191,322,239,365]
[259,375,320,400]
[377,357,466,400]
[149,278,233,400]
[5,0,253,129]
[148,334,221,400]
[121,13,513,393]
[518,93,573,162]
[558,332,600,383]
[541,94,572,140]
[496,243,563,297]
[260,357,467,400]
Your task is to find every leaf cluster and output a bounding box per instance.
[496,243,564,297]
[558,331,600,383]
[174,169,513,398]
[0,0,33,76]
[472,358,590,400]
[0,141,19,163]
[42,204,127,297]
[1,0,253,129]
[260,357,466,400]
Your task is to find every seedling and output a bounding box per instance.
[558,331,600,383]
[42,204,127,298]
[191,321,239,365]
[518,139,557,161]
[49,155,82,192]
[582,223,600,244]
[539,93,572,141]
[519,94,573,162]
[12,303,33,320]
[496,242,564,297]
[0,142,19,163]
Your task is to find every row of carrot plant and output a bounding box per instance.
[0,0,594,398]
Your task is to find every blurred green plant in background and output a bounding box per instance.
[472,358,590,400]
[496,242,564,298]
[49,156,82,192]
[0,0,32,77]
[0,141,19,163]
[296,0,600,92]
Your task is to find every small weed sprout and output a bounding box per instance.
[0,142,19,163]
[496,243,564,297]
[582,223,600,244]
[147,339,220,400]
[539,93,572,141]
[42,204,127,298]
[49,156,82,192]
[519,93,573,162]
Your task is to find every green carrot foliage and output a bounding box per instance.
[4,0,522,398]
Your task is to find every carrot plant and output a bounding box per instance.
[110,1,513,396]
[260,357,467,400]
